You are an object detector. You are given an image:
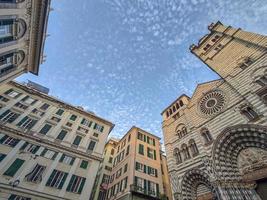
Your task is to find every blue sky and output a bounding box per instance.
[17,0,267,139]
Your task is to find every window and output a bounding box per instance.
[148,166,157,177]
[105,165,112,171]
[93,132,98,137]
[40,103,50,110]
[137,132,143,140]
[80,160,88,169]
[56,130,67,141]
[174,148,182,164]
[201,128,213,145]
[94,123,104,132]
[31,108,45,117]
[39,124,52,135]
[40,149,58,160]
[5,89,20,98]
[147,147,154,159]
[55,109,64,116]
[66,122,72,127]
[189,139,199,156]
[20,142,40,154]
[70,114,77,121]
[0,135,19,147]
[138,144,144,155]
[116,168,122,178]
[108,157,113,163]
[14,102,28,110]
[256,76,267,87]
[59,154,75,165]
[81,118,92,127]
[21,96,36,105]
[176,124,187,139]
[240,106,259,121]
[66,175,86,194]
[134,176,144,189]
[72,135,82,146]
[0,153,6,162]
[126,145,130,156]
[128,134,131,142]
[87,140,96,151]
[25,164,46,183]
[181,144,190,160]
[17,116,37,130]
[111,148,114,155]
[3,158,25,177]
[51,116,61,122]
[46,169,68,189]
[0,109,20,123]
[135,162,144,172]
[8,194,31,200]
[124,163,128,173]
[0,95,9,102]
[102,174,109,184]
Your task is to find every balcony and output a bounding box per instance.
[130,185,160,199]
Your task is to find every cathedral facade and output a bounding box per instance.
[161,22,267,200]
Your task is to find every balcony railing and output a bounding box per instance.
[130,185,159,199]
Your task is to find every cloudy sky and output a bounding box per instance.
[17,0,267,139]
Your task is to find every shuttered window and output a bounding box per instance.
[0,153,6,162]
[56,130,67,140]
[25,164,46,183]
[66,175,86,194]
[80,160,88,169]
[59,154,75,165]
[72,135,82,146]
[138,144,144,155]
[46,169,68,189]
[39,124,52,135]
[4,158,25,177]
[87,140,96,151]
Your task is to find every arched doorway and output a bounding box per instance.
[181,168,217,200]
[212,124,267,199]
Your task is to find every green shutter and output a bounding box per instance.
[80,160,88,169]
[4,158,25,177]
[40,148,47,156]
[156,183,159,196]
[0,153,6,162]
[60,154,65,162]
[144,135,146,142]
[8,194,16,200]
[154,150,157,160]
[134,176,137,186]
[58,172,68,189]
[52,152,58,160]
[147,181,151,193]
[17,116,28,126]
[81,118,85,124]
[39,124,52,135]
[144,165,147,173]
[4,89,13,95]
[0,135,8,144]
[0,110,10,119]
[155,169,158,177]
[46,170,56,186]
[73,136,81,146]
[20,142,28,150]
[153,139,155,146]
[144,179,147,193]
[78,177,86,194]
[32,146,40,154]
[66,175,75,191]
[70,157,75,165]
[135,162,138,170]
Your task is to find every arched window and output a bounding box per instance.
[0,50,24,77]
[255,76,267,87]
[189,139,199,156]
[175,124,187,139]
[172,106,176,113]
[166,111,169,118]
[181,144,190,160]
[0,18,26,45]
[255,76,267,104]
[169,109,173,115]
[174,148,182,164]
[240,106,259,121]
[201,128,213,145]
[176,102,180,110]
[179,100,184,107]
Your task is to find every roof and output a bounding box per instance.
[10,81,115,133]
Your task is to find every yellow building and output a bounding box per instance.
[91,138,118,200]
[0,81,114,200]
[161,22,267,200]
[0,0,51,84]
[103,126,172,200]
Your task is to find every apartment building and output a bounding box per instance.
[160,153,173,200]
[0,0,51,84]
[90,138,119,200]
[162,22,267,200]
[0,81,114,200]
[104,126,171,200]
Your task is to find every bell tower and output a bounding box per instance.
[190,21,267,79]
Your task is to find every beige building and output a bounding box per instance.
[161,21,267,200]
[91,138,119,200]
[160,152,173,200]
[103,126,171,200]
[0,0,51,84]
[0,81,114,200]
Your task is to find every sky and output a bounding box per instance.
[17,0,267,140]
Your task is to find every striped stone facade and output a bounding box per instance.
[161,22,267,200]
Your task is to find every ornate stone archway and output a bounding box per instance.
[211,124,267,199]
[181,168,217,200]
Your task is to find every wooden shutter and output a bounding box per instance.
[154,150,157,160]
[66,175,75,191]
[46,170,56,186]
[20,142,28,150]
[78,177,86,194]
[58,172,68,189]
[4,158,25,176]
